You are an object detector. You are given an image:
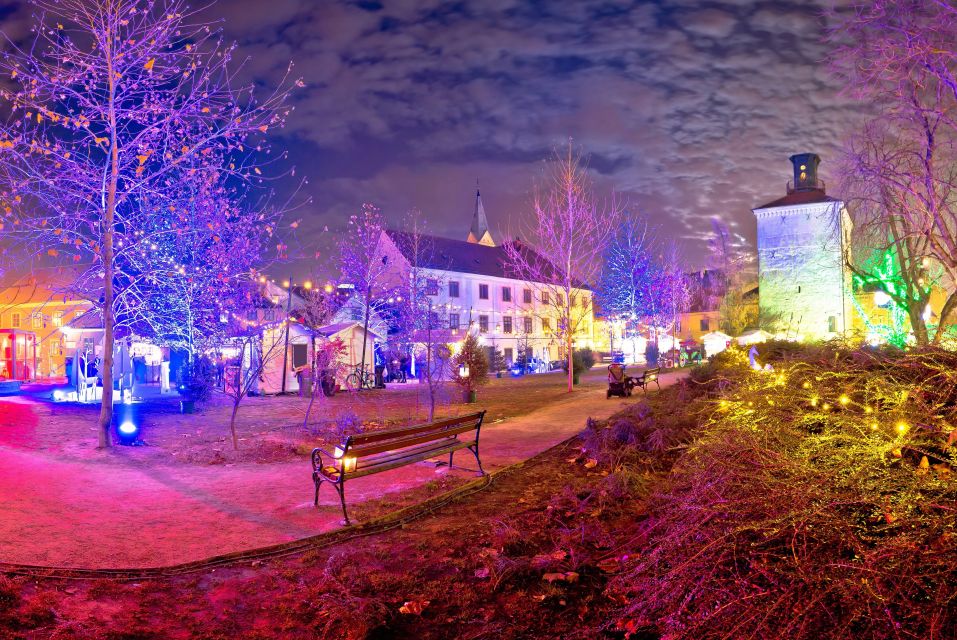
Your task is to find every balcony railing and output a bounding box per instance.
[786,178,825,194]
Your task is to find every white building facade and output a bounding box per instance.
[379,190,596,365]
[752,153,853,340]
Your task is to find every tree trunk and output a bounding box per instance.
[566,332,573,392]
[229,401,240,450]
[97,48,121,449]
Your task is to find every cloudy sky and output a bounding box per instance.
[7,0,865,273]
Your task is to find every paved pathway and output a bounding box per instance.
[0,372,684,568]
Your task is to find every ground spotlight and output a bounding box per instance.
[115,406,145,446]
[52,389,65,402]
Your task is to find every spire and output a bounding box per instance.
[467,182,495,246]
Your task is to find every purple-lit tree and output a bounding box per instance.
[0,0,299,447]
[829,0,957,343]
[391,210,453,420]
[505,144,621,392]
[337,203,398,384]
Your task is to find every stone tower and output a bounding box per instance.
[467,188,495,247]
[752,153,852,340]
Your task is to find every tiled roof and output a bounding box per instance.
[384,229,586,288]
[754,188,840,210]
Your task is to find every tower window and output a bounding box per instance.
[828,316,837,333]
[797,286,801,293]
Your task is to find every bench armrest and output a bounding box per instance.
[311,446,342,471]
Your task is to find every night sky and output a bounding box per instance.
[3,0,863,272]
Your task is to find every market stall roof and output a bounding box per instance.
[315,321,385,340]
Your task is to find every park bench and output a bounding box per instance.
[311,410,487,524]
[633,367,661,393]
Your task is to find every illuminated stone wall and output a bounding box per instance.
[752,200,853,340]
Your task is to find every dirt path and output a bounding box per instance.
[0,372,684,568]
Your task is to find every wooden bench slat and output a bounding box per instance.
[357,437,471,469]
[348,412,484,446]
[349,422,481,457]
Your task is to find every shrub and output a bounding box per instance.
[453,333,489,390]
[609,345,957,639]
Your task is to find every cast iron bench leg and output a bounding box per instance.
[449,451,454,469]
[313,476,321,507]
[469,444,485,476]
[335,482,350,525]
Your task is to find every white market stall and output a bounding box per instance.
[315,321,384,386]
[257,320,315,395]
[736,329,773,346]
[701,331,733,358]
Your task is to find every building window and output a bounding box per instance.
[32,313,42,329]
[448,281,460,297]
[542,318,551,334]
[426,279,439,296]
[700,318,710,332]
[541,291,550,304]
[503,317,513,334]
[524,317,533,334]
[449,313,459,330]
[502,287,512,302]
[523,288,532,304]
[53,311,63,327]
[556,294,564,306]
[504,347,513,363]
[479,315,489,333]
[429,311,440,328]
[11,313,20,328]
[828,315,837,333]
[570,294,577,308]
[291,344,308,369]
[479,284,489,300]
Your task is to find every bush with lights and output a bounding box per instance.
[610,341,957,639]
[453,333,489,402]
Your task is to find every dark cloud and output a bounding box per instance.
[5,0,866,272]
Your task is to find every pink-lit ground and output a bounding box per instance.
[0,371,682,569]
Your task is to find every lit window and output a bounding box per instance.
[11,313,20,328]
[479,315,489,333]
[524,317,533,334]
[53,312,63,327]
[503,317,512,334]
[542,318,551,334]
[32,314,42,329]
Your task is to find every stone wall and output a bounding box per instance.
[754,201,852,340]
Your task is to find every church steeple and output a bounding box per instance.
[467,184,495,247]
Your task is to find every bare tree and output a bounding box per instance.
[707,218,756,335]
[830,0,957,344]
[0,0,299,446]
[391,211,452,420]
[505,144,621,392]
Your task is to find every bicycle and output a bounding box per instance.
[344,364,375,392]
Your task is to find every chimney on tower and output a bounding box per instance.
[788,153,823,193]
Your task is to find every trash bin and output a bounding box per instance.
[298,368,313,397]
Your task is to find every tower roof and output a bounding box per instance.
[467,188,495,246]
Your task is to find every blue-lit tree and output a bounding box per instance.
[0,0,300,446]
[595,215,659,339]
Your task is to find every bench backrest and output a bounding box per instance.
[342,411,486,458]
[638,367,660,380]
